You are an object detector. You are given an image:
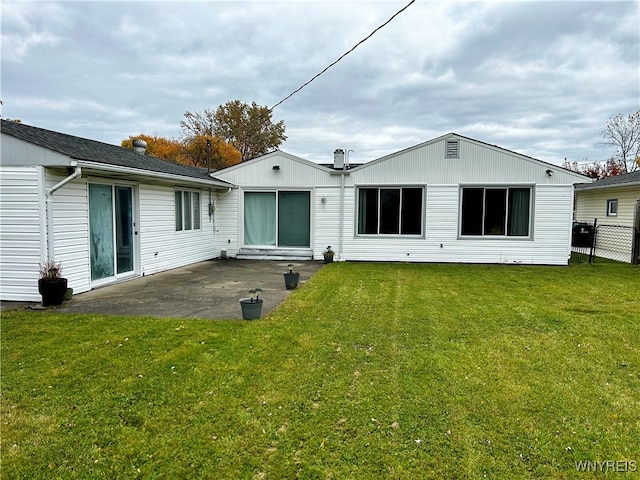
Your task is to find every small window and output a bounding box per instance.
[175,189,201,231]
[606,199,618,216]
[445,139,459,159]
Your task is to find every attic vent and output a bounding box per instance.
[445,139,459,159]
[132,138,147,155]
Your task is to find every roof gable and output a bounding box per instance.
[351,132,592,183]
[212,150,331,175]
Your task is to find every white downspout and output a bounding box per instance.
[45,164,82,259]
[337,150,353,261]
[338,170,345,260]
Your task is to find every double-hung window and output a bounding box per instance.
[357,187,423,235]
[460,187,531,237]
[175,190,201,231]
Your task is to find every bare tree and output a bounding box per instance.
[600,110,640,173]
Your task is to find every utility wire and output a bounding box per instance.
[270,0,416,110]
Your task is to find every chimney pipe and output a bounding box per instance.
[333,149,345,169]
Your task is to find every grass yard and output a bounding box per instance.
[1,262,639,479]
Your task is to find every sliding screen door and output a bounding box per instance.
[244,191,310,248]
[244,192,276,246]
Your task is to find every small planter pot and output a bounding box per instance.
[38,277,68,307]
[284,272,300,290]
[323,255,334,264]
[239,298,263,320]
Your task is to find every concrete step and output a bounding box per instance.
[236,248,314,261]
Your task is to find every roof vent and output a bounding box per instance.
[333,149,345,169]
[132,138,147,155]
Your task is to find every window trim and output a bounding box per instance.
[356,185,425,237]
[459,185,534,239]
[175,189,201,232]
[606,198,618,217]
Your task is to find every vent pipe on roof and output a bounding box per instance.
[132,139,147,155]
[333,149,345,169]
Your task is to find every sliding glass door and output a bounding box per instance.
[244,191,310,248]
[244,192,276,246]
[89,183,135,281]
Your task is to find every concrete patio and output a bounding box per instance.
[2,259,325,320]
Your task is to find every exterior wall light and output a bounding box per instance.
[272,165,280,170]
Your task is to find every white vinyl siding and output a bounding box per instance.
[140,185,214,276]
[337,185,572,265]
[48,172,91,295]
[214,189,239,257]
[0,167,45,301]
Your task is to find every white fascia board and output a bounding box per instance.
[77,161,236,189]
[575,181,640,192]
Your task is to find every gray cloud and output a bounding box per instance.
[1,1,638,165]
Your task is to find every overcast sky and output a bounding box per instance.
[2,0,638,165]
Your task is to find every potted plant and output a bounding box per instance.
[323,246,335,264]
[38,259,68,307]
[239,288,263,320]
[283,264,300,290]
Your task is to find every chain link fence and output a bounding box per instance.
[571,220,639,264]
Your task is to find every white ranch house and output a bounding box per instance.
[214,135,591,264]
[1,120,591,302]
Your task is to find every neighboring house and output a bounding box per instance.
[0,120,232,302]
[574,170,640,263]
[213,133,591,266]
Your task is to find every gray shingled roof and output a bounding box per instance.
[574,169,640,190]
[1,119,232,185]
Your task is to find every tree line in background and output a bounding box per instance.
[121,100,286,170]
[563,110,640,179]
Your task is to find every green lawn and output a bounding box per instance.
[1,262,639,479]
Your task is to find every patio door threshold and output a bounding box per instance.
[236,248,313,261]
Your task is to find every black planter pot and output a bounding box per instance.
[284,272,300,290]
[239,298,263,320]
[324,255,334,264]
[38,277,68,306]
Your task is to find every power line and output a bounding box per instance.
[270,0,416,110]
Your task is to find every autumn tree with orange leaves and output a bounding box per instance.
[121,134,241,169]
[121,135,185,163]
[184,135,241,170]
